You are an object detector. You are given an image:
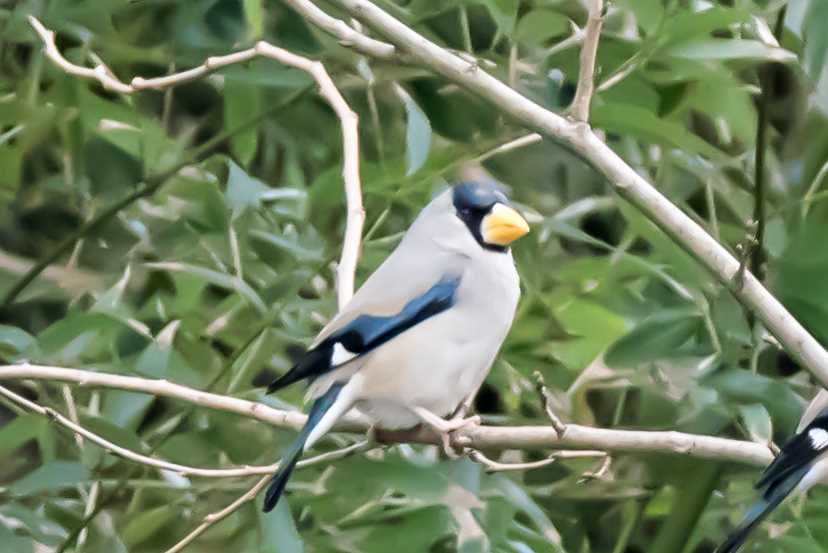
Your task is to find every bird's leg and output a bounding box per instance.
[452,387,479,420]
[411,406,480,458]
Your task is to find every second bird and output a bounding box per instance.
[262,181,530,512]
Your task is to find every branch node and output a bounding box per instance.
[733,219,760,290]
[577,454,611,483]
[533,371,567,437]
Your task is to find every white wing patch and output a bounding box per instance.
[808,428,828,449]
[331,342,358,366]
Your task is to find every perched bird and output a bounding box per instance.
[716,389,828,553]
[261,181,530,512]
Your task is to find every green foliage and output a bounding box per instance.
[1,0,828,552]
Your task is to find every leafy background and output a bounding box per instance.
[1,0,828,552]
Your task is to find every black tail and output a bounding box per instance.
[715,466,809,553]
[262,382,344,512]
[716,497,782,553]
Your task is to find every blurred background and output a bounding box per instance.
[1,0,827,551]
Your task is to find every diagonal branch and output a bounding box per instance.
[323,0,828,389]
[0,363,774,467]
[281,0,395,59]
[568,0,604,122]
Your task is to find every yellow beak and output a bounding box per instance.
[481,203,530,246]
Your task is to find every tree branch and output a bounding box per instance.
[0,364,774,467]
[568,0,603,122]
[281,0,395,59]
[323,0,828,389]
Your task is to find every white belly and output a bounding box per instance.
[350,275,517,429]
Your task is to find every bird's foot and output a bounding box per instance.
[412,407,481,458]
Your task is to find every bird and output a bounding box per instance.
[261,180,530,513]
[716,389,828,553]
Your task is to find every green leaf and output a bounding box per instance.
[135,340,202,386]
[399,89,432,177]
[591,103,725,160]
[803,0,828,82]
[259,498,303,553]
[121,505,174,548]
[243,0,264,39]
[145,262,267,314]
[10,461,88,496]
[0,415,43,458]
[221,62,313,89]
[227,327,271,393]
[619,0,664,35]
[665,39,797,63]
[705,369,804,433]
[80,414,146,455]
[0,325,34,359]
[102,390,155,431]
[491,475,563,550]
[0,522,33,553]
[0,502,61,548]
[224,79,261,167]
[226,159,270,212]
[515,9,570,43]
[738,403,773,445]
[605,309,702,368]
[657,7,752,47]
[250,229,325,263]
[478,0,519,35]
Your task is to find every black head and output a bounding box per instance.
[452,181,529,252]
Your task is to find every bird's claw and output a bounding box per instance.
[439,414,481,459]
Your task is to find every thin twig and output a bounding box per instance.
[568,0,603,122]
[473,133,542,164]
[533,371,568,436]
[165,476,270,553]
[547,20,586,58]
[60,385,96,551]
[163,441,370,553]
[468,449,606,473]
[578,454,612,482]
[800,159,828,220]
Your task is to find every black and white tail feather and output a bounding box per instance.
[261,276,460,512]
[716,407,828,553]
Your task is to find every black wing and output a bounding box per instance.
[714,407,828,553]
[755,407,828,494]
[266,275,461,394]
